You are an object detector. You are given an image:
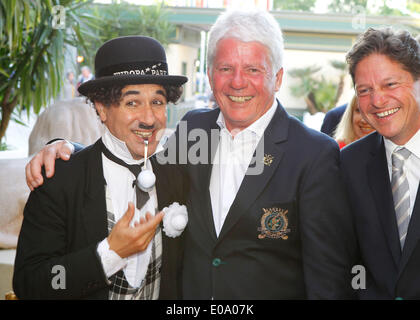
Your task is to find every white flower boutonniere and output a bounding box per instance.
[162,202,188,238]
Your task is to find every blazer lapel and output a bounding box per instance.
[81,139,108,244]
[398,183,420,277]
[217,103,288,242]
[367,134,401,266]
[152,156,169,210]
[200,112,221,243]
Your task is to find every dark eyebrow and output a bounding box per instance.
[156,89,167,98]
[122,89,166,98]
[122,90,140,97]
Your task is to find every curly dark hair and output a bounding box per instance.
[85,84,184,108]
[346,27,420,84]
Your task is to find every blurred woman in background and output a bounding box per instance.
[334,95,375,149]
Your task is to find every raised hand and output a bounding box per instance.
[107,202,164,258]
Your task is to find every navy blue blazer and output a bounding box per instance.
[341,132,420,299]
[172,101,358,299]
[321,104,347,137]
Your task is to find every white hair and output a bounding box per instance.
[207,10,284,77]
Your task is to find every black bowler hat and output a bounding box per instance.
[78,36,188,96]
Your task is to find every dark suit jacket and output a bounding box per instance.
[341,132,420,299]
[172,102,358,299]
[13,139,185,299]
[320,104,347,137]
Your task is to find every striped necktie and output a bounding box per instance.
[391,147,411,249]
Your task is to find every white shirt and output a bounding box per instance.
[384,129,420,218]
[97,127,164,288]
[209,99,277,237]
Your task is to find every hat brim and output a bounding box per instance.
[78,74,188,96]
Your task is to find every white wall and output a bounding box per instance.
[166,43,199,101]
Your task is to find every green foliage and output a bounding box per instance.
[0,108,29,150]
[0,0,93,143]
[0,0,174,145]
[273,0,316,11]
[328,0,418,16]
[313,77,338,111]
[408,0,420,14]
[328,0,368,14]
[273,0,419,15]
[0,141,7,151]
[288,66,321,97]
[79,2,175,68]
[376,0,407,16]
[329,60,347,71]
[275,0,418,17]
[288,61,347,114]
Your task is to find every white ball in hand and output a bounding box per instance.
[171,215,187,231]
[137,170,156,192]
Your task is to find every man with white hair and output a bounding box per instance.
[26,10,358,299]
[174,9,358,300]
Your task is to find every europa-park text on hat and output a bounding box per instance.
[78,36,188,96]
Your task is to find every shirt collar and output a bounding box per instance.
[216,98,278,139]
[102,126,164,165]
[384,128,420,161]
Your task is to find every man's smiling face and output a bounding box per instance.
[208,37,283,133]
[95,84,167,159]
[354,53,420,145]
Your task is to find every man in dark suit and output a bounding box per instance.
[26,10,358,299]
[321,103,347,137]
[14,36,187,299]
[160,10,358,299]
[341,27,420,299]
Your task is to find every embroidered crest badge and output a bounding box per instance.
[258,207,290,240]
[263,154,274,166]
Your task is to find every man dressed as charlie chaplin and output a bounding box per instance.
[13,36,188,299]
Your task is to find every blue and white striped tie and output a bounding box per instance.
[391,147,411,249]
